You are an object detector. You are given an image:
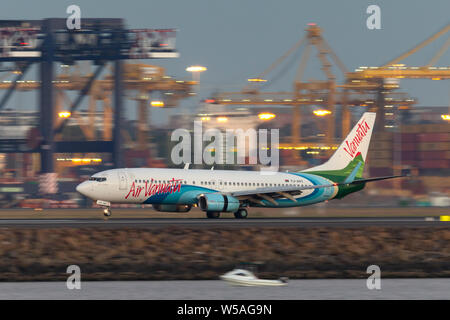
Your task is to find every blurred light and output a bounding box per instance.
[57,158,102,164]
[151,101,164,107]
[58,111,71,118]
[247,78,267,82]
[217,117,228,123]
[258,113,276,121]
[201,117,210,121]
[186,66,207,73]
[205,99,215,103]
[432,78,441,80]
[313,110,331,117]
[441,114,450,121]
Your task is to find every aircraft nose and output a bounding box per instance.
[76,182,90,196]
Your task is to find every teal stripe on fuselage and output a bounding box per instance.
[142,185,217,205]
[141,172,336,208]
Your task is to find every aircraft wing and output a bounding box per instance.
[231,183,336,197]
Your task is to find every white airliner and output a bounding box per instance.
[76,112,403,218]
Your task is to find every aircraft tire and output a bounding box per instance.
[206,211,220,219]
[234,208,248,219]
[103,208,112,217]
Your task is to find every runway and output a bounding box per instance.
[0,216,448,228]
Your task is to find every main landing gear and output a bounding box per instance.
[205,209,248,219]
[206,211,220,219]
[234,208,248,219]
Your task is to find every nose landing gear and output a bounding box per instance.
[103,208,112,217]
[96,200,112,218]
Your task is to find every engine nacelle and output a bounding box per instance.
[152,204,192,212]
[198,193,240,212]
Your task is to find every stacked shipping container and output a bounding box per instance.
[400,124,450,172]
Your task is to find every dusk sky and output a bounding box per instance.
[1,0,449,123]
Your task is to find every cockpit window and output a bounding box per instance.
[89,177,107,182]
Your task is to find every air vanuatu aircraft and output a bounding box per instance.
[76,112,404,218]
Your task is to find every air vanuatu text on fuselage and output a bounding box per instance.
[125,178,183,199]
[122,169,318,202]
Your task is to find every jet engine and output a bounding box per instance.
[198,193,240,212]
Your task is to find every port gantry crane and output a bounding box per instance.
[0,63,196,149]
[209,24,416,161]
[344,23,450,131]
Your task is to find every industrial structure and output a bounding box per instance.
[209,23,449,158]
[0,18,195,194]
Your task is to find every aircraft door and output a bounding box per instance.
[118,171,128,190]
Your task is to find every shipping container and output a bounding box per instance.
[400,133,417,143]
[369,167,393,176]
[418,160,450,169]
[422,123,450,133]
[401,125,421,134]
[371,141,393,150]
[370,150,392,159]
[401,143,417,152]
[369,159,393,167]
[401,151,417,161]
[373,132,394,141]
[401,159,417,166]
[418,142,450,151]
[417,133,450,142]
[418,151,448,160]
